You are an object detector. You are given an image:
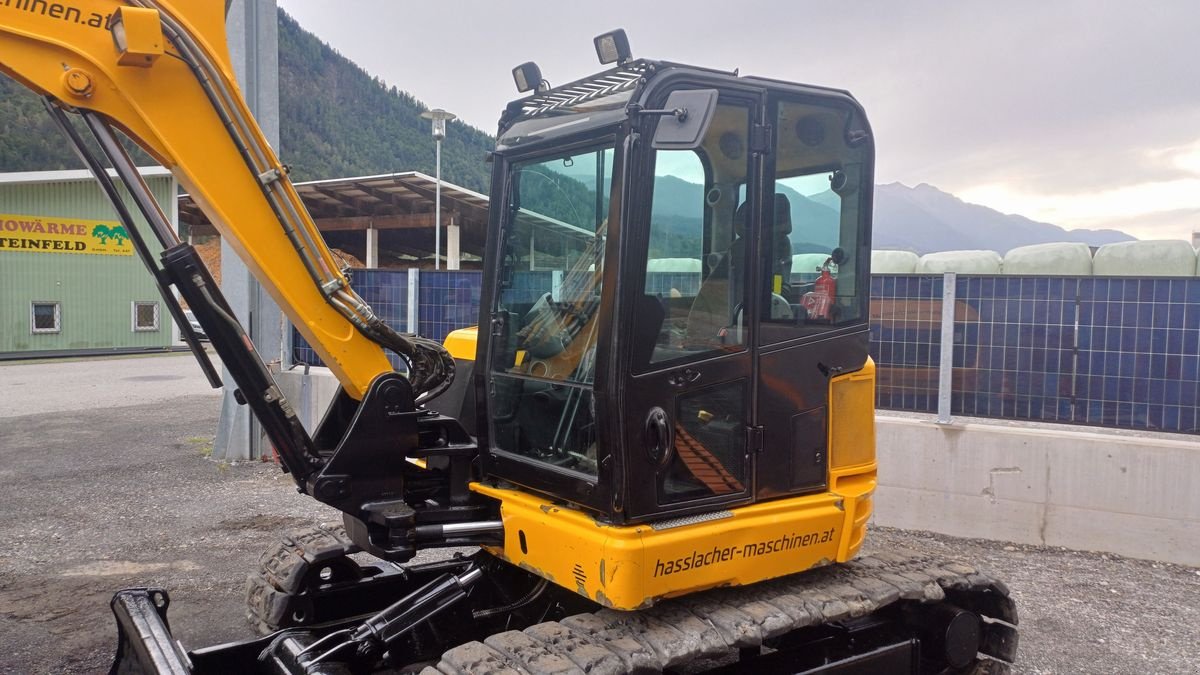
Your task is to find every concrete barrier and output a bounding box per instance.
[874,415,1200,566]
[274,365,340,433]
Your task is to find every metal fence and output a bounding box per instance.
[871,274,1200,434]
[294,270,1200,435]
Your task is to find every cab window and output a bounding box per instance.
[488,145,614,477]
[759,99,870,344]
[633,102,753,369]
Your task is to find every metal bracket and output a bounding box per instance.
[258,167,284,185]
[746,425,765,453]
[320,278,346,295]
[750,123,774,154]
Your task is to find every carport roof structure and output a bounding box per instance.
[177,171,491,262]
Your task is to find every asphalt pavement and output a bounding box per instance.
[0,354,1196,674]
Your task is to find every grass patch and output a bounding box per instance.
[186,436,214,458]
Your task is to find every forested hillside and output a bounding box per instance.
[0,75,94,172]
[275,12,492,189]
[0,9,495,191]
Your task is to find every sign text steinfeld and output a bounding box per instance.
[0,213,134,256]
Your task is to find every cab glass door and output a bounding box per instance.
[753,96,873,498]
[488,145,615,480]
[622,97,756,519]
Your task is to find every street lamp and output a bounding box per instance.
[420,108,456,270]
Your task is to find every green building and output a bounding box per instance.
[0,168,178,359]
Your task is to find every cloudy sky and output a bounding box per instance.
[277,1,1199,242]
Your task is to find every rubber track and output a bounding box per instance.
[421,551,1018,675]
[244,523,360,635]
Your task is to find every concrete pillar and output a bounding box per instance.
[366,224,379,268]
[447,217,460,270]
[214,0,282,462]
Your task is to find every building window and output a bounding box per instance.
[133,301,160,332]
[31,302,61,334]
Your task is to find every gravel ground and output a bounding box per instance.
[864,530,1200,674]
[0,355,1197,674]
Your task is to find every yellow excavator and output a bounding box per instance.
[1,2,1017,673]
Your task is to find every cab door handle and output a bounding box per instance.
[645,407,673,467]
[668,368,701,387]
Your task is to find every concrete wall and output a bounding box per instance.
[874,415,1200,566]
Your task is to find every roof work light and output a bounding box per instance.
[594,29,632,65]
[512,62,543,94]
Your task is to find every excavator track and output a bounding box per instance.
[245,527,1017,674]
[420,549,1017,674]
[245,523,364,635]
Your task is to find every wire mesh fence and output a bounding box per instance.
[871,274,1200,434]
[293,270,1200,435]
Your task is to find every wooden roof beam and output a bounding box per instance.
[352,182,417,212]
[312,211,461,231]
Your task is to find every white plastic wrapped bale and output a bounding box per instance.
[915,250,1002,274]
[871,250,920,274]
[1001,242,1093,275]
[645,258,702,273]
[792,253,832,275]
[1092,240,1197,277]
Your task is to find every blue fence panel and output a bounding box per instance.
[1074,277,1200,433]
[289,268,1199,435]
[951,276,1077,423]
[292,269,408,370]
[869,275,943,413]
[418,270,483,344]
[870,274,1200,435]
[501,270,555,307]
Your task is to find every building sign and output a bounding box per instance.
[0,213,134,256]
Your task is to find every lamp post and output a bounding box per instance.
[420,108,456,270]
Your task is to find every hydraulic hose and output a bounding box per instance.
[133,0,453,400]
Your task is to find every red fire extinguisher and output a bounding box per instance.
[802,256,836,320]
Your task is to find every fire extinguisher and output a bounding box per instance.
[802,256,836,320]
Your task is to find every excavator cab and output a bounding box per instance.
[478,55,874,524]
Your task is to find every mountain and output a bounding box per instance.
[0,12,1137,254]
[639,177,1135,259]
[873,182,1135,254]
[0,9,495,192]
[773,185,841,253]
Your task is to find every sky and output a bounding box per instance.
[276,0,1200,242]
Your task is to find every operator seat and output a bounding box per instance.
[731,194,793,300]
[684,195,794,347]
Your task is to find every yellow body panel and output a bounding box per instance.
[0,1,392,398]
[472,469,874,610]
[443,326,479,361]
[829,358,876,471]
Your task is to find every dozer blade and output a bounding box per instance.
[110,589,190,675]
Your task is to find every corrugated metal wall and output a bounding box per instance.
[0,172,176,356]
